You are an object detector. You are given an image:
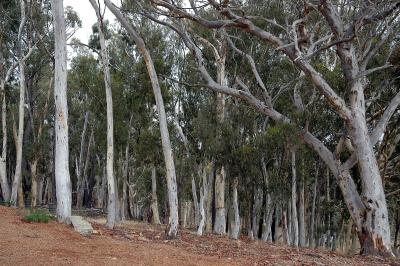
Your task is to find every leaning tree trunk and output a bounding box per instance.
[89,0,117,229]
[191,175,200,227]
[105,0,179,238]
[51,0,71,223]
[10,0,28,206]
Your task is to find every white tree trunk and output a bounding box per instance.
[310,165,318,248]
[299,164,306,247]
[51,0,71,223]
[150,165,161,224]
[10,0,28,206]
[105,0,179,238]
[191,176,200,227]
[197,189,206,236]
[0,81,9,201]
[214,166,226,235]
[229,177,240,240]
[251,186,263,239]
[290,148,299,247]
[89,0,117,229]
[348,82,391,254]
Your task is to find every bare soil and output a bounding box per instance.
[0,206,399,266]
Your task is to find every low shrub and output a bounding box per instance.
[0,201,11,207]
[24,210,55,223]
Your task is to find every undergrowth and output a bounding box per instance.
[24,210,55,223]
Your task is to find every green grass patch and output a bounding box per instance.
[24,210,55,223]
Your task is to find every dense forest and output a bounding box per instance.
[0,0,399,258]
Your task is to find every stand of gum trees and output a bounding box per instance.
[0,0,399,257]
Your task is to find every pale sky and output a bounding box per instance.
[64,0,118,45]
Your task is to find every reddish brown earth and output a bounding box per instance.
[0,206,399,266]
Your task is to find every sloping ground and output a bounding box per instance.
[0,206,398,266]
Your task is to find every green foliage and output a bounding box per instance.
[0,201,11,207]
[24,210,55,223]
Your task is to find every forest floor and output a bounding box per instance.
[0,206,399,266]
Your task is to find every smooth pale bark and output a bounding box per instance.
[310,165,318,248]
[197,188,206,235]
[0,73,9,201]
[261,157,273,242]
[205,169,214,233]
[290,149,299,247]
[251,186,263,239]
[347,82,391,254]
[89,0,117,229]
[51,0,71,223]
[229,177,240,240]
[282,207,290,245]
[150,165,161,224]
[197,163,213,235]
[105,0,178,238]
[191,176,200,227]
[299,162,306,247]
[213,38,227,235]
[30,160,38,207]
[10,0,28,206]
[214,166,226,235]
[159,2,398,253]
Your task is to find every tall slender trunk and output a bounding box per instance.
[191,175,199,227]
[310,165,318,248]
[229,176,240,239]
[197,163,213,235]
[299,160,306,247]
[51,0,71,223]
[282,206,290,245]
[205,167,214,233]
[151,165,161,224]
[0,81,9,201]
[214,166,226,234]
[251,186,263,239]
[89,0,116,229]
[290,148,299,247]
[261,157,273,242]
[105,0,179,237]
[30,160,38,208]
[213,38,227,235]
[76,111,89,208]
[10,0,28,206]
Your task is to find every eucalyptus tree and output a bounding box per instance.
[104,0,179,238]
[51,0,71,223]
[88,0,117,229]
[148,0,400,255]
[10,0,30,206]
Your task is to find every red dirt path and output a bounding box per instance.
[0,206,399,265]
